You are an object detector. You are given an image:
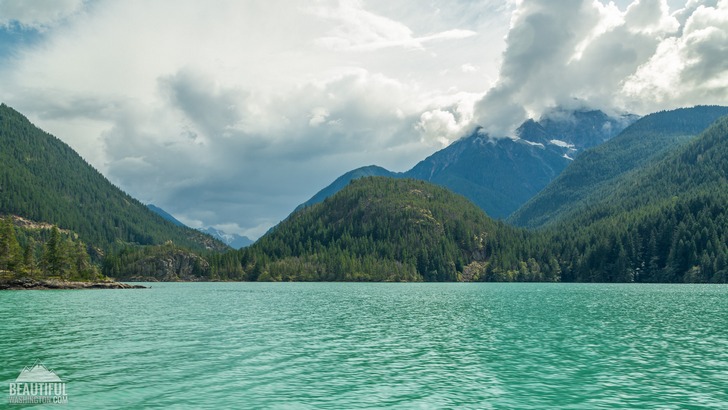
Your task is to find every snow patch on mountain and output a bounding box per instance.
[521,139,545,148]
[549,139,575,148]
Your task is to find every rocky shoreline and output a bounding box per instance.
[0,278,147,290]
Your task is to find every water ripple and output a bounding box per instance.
[1,283,726,408]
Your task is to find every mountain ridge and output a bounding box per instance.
[200,227,253,249]
[297,109,637,219]
[509,105,728,228]
[147,204,187,227]
[145,204,253,249]
[0,103,228,254]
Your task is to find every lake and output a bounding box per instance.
[1,283,726,408]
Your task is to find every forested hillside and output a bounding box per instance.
[0,104,227,254]
[510,106,728,227]
[2,102,726,284]
[231,177,559,282]
[544,115,728,283]
[214,114,728,283]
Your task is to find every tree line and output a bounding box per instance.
[0,216,101,281]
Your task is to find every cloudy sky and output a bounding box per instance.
[1,0,726,238]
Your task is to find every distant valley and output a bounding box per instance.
[147,204,253,249]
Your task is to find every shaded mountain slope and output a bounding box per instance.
[0,104,227,253]
[300,109,637,219]
[547,114,728,283]
[510,105,728,228]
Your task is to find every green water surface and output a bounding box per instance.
[1,283,726,408]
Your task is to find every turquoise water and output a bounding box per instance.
[1,283,727,409]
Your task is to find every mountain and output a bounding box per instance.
[218,114,728,284]
[533,108,636,149]
[200,227,253,249]
[147,204,187,227]
[299,109,637,219]
[0,104,228,253]
[297,165,399,210]
[544,114,728,283]
[509,105,728,228]
[231,177,558,282]
[405,130,569,219]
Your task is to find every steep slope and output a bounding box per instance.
[406,133,569,219]
[235,177,556,282]
[147,204,187,227]
[299,110,636,219]
[406,110,635,219]
[0,104,228,253]
[548,115,728,283]
[510,105,728,228]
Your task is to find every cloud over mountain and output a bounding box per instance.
[475,0,728,137]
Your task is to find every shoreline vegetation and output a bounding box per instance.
[0,215,146,290]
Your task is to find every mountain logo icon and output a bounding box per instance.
[15,360,62,383]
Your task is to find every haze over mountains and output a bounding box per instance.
[199,227,253,250]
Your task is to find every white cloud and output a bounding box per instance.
[0,0,503,234]
[309,107,330,127]
[0,0,83,29]
[623,0,728,107]
[475,0,728,137]
[4,0,726,239]
[313,0,476,52]
[461,63,479,73]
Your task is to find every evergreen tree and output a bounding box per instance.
[42,227,68,278]
[22,238,36,276]
[72,241,98,281]
[0,216,23,272]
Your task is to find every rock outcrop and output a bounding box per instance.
[116,248,210,282]
[0,278,146,290]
